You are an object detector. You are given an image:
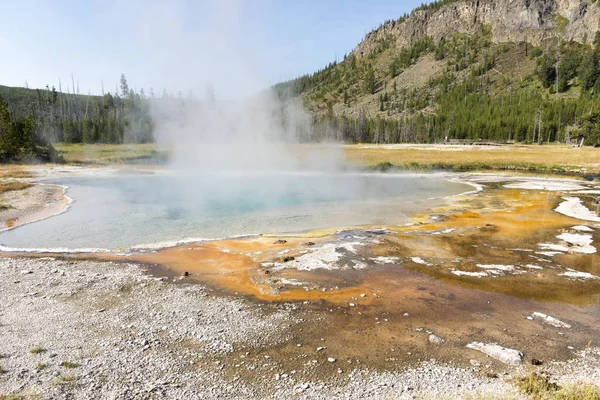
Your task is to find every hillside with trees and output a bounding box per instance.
[274,0,600,146]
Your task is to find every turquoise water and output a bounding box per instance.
[0,172,469,250]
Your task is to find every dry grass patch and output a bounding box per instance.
[344,144,600,175]
[518,372,560,397]
[55,143,165,164]
[517,371,600,399]
[29,345,45,355]
[556,385,600,400]
[59,361,79,369]
[55,374,77,390]
[0,169,33,179]
[0,181,32,195]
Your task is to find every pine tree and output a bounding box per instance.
[536,54,556,88]
[120,74,129,98]
[0,97,19,160]
[365,64,376,94]
[389,61,397,78]
[358,109,367,142]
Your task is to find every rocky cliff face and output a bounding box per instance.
[353,0,600,57]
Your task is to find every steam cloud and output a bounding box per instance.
[151,89,345,173]
[107,0,345,173]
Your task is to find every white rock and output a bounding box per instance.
[452,270,488,278]
[504,181,586,191]
[559,269,599,280]
[410,257,432,266]
[476,264,515,271]
[556,233,596,254]
[429,334,445,344]
[275,242,363,271]
[538,243,569,252]
[536,251,563,257]
[372,256,400,264]
[523,264,543,270]
[531,312,571,329]
[555,197,600,223]
[432,228,455,235]
[466,342,523,365]
[327,357,336,363]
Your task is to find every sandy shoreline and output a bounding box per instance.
[0,184,71,232]
[1,167,600,399]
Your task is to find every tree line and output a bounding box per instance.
[0,74,156,147]
[0,97,62,163]
[0,74,199,162]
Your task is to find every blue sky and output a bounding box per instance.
[0,0,423,97]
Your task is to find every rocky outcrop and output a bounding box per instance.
[353,0,600,57]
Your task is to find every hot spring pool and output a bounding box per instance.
[0,172,471,251]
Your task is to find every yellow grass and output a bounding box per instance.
[48,143,600,175]
[0,181,31,194]
[54,143,162,164]
[516,371,600,400]
[0,168,33,179]
[344,144,600,174]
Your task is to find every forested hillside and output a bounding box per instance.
[275,0,600,146]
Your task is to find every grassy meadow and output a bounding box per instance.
[54,143,164,164]
[6,142,597,177]
[344,144,600,175]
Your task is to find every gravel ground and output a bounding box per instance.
[0,257,297,399]
[0,257,533,399]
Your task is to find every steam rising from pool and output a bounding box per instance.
[130,0,350,210]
